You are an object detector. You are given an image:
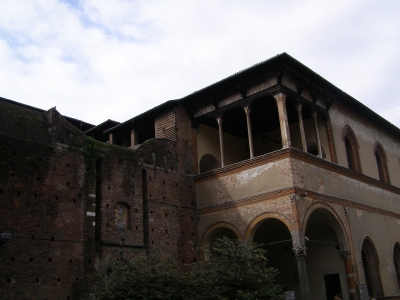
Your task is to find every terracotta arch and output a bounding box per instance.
[200,222,243,247]
[374,141,390,184]
[361,236,383,297]
[302,202,349,250]
[245,212,293,242]
[342,125,362,172]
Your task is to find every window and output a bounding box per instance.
[342,125,361,172]
[361,237,383,297]
[393,243,400,290]
[374,142,390,183]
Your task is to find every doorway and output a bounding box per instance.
[324,273,342,300]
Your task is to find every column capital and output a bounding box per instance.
[272,92,286,103]
[292,246,307,259]
[243,106,251,114]
[290,194,300,202]
[216,117,223,125]
[295,104,303,112]
[311,111,318,119]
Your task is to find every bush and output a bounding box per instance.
[89,238,283,300]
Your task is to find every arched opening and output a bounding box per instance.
[304,208,349,300]
[307,142,326,159]
[251,218,297,295]
[202,225,240,260]
[362,237,383,297]
[374,142,390,183]
[199,154,221,173]
[393,243,400,290]
[342,125,361,172]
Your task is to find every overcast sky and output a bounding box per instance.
[1,0,399,128]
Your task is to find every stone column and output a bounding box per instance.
[109,133,114,145]
[296,104,307,152]
[243,107,254,159]
[216,117,225,167]
[290,194,311,300]
[325,117,338,163]
[273,92,291,148]
[342,251,358,299]
[311,112,322,158]
[130,129,138,147]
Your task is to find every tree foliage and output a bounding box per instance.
[89,238,283,300]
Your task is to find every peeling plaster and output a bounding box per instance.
[236,163,275,185]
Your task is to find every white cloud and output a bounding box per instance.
[0,0,399,129]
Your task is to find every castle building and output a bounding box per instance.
[1,53,400,300]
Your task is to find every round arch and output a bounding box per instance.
[245,212,296,295]
[200,222,242,247]
[199,154,221,173]
[245,212,293,242]
[304,203,353,300]
[302,202,349,250]
[200,222,242,261]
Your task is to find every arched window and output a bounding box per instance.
[361,237,383,297]
[393,243,400,290]
[342,125,361,172]
[374,142,390,184]
[114,202,131,230]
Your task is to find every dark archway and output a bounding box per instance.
[202,224,240,260]
[199,154,221,173]
[252,218,297,295]
[362,237,383,297]
[307,142,326,159]
[304,208,349,300]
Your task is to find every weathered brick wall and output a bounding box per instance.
[0,102,199,299]
[96,136,197,264]
[0,109,87,300]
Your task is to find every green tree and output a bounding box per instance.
[89,238,283,300]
